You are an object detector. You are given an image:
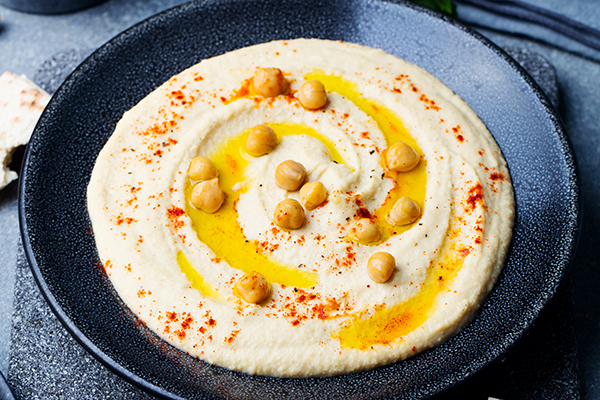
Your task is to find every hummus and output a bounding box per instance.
[87,39,514,377]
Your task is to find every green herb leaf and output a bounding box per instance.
[409,0,456,17]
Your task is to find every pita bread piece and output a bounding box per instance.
[0,71,50,189]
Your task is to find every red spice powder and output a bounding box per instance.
[255,239,280,254]
[114,213,137,226]
[490,172,506,181]
[225,154,238,172]
[233,77,253,100]
[356,206,372,219]
[327,245,358,273]
[465,183,484,212]
[418,94,441,111]
[166,311,178,322]
[274,290,346,327]
[138,153,153,165]
[181,316,194,330]
[140,120,176,136]
[451,125,465,142]
[170,90,185,100]
[225,329,241,344]
[167,205,186,231]
[458,246,471,258]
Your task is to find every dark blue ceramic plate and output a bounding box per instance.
[19,0,579,399]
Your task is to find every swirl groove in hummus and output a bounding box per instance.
[87,39,514,377]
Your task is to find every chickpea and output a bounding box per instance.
[273,198,305,230]
[367,252,395,283]
[385,141,420,172]
[299,181,327,210]
[190,178,225,213]
[387,196,420,226]
[275,160,307,191]
[253,67,287,98]
[349,218,381,243]
[188,156,218,182]
[235,271,269,304]
[298,80,327,110]
[246,124,278,156]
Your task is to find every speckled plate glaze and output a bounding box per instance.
[19,0,579,399]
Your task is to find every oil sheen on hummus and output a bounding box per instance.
[87,39,515,377]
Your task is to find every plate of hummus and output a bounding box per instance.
[19,0,579,399]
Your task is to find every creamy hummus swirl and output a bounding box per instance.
[87,39,514,377]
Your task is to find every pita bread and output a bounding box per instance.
[0,71,50,189]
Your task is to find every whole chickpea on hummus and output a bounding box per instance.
[87,39,514,377]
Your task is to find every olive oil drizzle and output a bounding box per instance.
[185,132,319,289]
[333,233,464,350]
[265,122,350,169]
[304,71,427,241]
[176,250,220,300]
[181,70,463,351]
[304,71,465,350]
